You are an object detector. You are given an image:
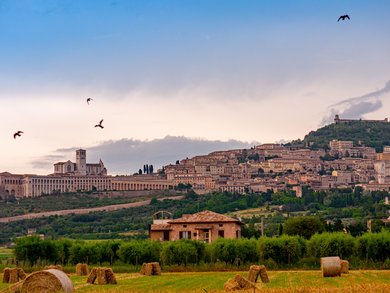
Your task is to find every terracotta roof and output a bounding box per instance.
[150,224,172,231]
[169,210,243,224]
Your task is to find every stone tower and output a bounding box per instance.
[76,149,87,175]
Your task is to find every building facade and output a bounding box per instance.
[149,210,243,243]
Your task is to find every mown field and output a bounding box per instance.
[1,270,390,292]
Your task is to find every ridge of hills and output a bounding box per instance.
[289,119,390,151]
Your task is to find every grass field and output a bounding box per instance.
[0,248,12,262]
[1,270,390,292]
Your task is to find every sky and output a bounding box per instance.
[1,0,390,174]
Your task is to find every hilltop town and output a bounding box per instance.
[1,116,390,199]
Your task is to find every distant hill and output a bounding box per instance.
[290,120,390,152]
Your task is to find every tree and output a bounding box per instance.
[138,169,142,175]
[284,216,325,239]
[175,160,180,165]
[149,165,154,174]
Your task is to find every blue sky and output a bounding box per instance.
[1,0,390,174]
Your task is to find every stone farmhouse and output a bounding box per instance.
[149,210,243,243]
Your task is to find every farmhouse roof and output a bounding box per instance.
[169,210,243,224]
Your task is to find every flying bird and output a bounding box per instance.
[95,119,104,129]
[13,131,23,139]
[86,97,93,105]
[338,15,350,21]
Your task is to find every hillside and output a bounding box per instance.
[291,120,390,151]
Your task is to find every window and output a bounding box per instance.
[183,225,187,228]
[219,224,224,227]
[218,230,225,238]
[179,231,191,239]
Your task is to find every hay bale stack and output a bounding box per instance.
[2,268,26,284]
[86,268,117,285]
[8,280,24,293]
[86,268,97,284]
[2,268,10,283]
[223,278,241,291]
[259,265,269,283]
[321,256,341,277]
[75,263,89,276]
[44,265,63,271]
[340,260,349,274]
[140,262,161,276]
[247,265,261,282]
[151,262,161,275]
[140,263,146,275]
[97,268,107,285]
[234,274,255,290]
[141,263,153,276]
[104,268,117,285]
[20,269,74,293]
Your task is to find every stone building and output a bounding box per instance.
[149,210,243,243]
[54,149,107,176]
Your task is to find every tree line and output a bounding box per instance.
[13,231,390,269]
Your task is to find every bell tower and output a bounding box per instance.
[76,149,87,175]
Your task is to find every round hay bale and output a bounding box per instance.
[75,263,89,276]
[21,269,74,293]
[321,256,341,277]
[340,260,349,274]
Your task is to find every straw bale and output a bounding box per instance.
[340,260,349,274]
[9,280,23,293]
[259,266,270,283]
[2,268,10,283]
[144,263,154,276]
[86,268,97,284]
[20,269,74,293]
[44,265,63,271]
[17,268,26,281]
[321,256,341,277]
[247,265,261,282]
[2,268,26,284]
[140,262,161,276]
[75,263,89,276]
[234,275,255,290]
[97,268,107,285]
[140,263,146,275]
[105,268,117,285]
[223,278,241,291]
[152,262,161,275]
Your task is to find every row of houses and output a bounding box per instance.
[2,139,390,198]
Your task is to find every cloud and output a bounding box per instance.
[31,136,257,175]
[320,80,390,125]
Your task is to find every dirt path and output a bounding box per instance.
[0,195,184,223]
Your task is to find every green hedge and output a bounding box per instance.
[11,231,390,269]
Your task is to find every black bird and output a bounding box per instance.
[13,131,23,139]
[95,119,104,129]
[87,97,93,105]
[338,15,350,21]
